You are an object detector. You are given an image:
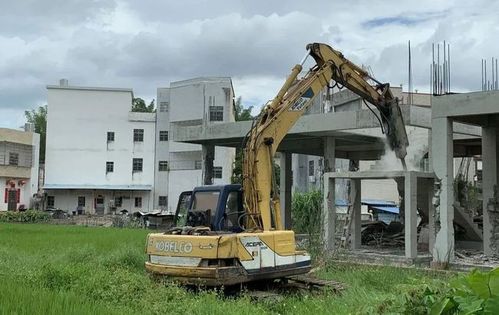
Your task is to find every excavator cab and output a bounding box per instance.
[174,184,245,232]
[146,184,311,286]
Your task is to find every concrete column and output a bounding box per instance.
[323,137,335,173]
[323,176,335,252]
[428,129,433,172]
[350,179,362,250]
[202,145,214,185]
[279,152,292,229]
[482,127,498,255]
[427,179,436,253]
[323,137,336,252]
[404,172,417,259]
[431,117,454,264]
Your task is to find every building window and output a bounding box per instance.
[159,131,168,141]
[133,129,144,142]
[158,161,168,171]
[213,166,223,179]
[133,158,143,172]
[9,152,19,166]
[107,131,115,142]
[78,196,85,207]
[115,197,122,207]
[135,197,142,208]
[159,101,169,112]
[47,196,55,207]
[209,106,224,121]
[308,160,315,176]
[106,161,114,173]
[194,160,202,170]
[158,196,167,207]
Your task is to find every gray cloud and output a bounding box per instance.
[0,0,116,37]
[0,0,497,128]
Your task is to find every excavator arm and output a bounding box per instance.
[242,43,409,232]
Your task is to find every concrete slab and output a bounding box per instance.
[171,105,480,160]
[327,170,435,179]
[432,91,499,119]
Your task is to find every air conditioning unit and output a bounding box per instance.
[308,176,316,183]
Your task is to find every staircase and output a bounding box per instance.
[453,203,483,241]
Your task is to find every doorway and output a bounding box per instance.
[7,189,17,211]
[95,196,105,215]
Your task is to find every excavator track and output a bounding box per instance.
[243,274,344,301]
[286,275,345,292]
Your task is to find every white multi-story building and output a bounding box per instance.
[0,126,40,211]
[44,80,156,214]
[44,77,236,214]
[155,77,236,212]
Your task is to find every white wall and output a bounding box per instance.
[160,78,236,211]
[153,88,170,209]
[46,189,150,214]
[45,85,155,212]
[1,177,34,211]
[46,87,156,188]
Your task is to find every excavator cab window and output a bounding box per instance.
[174,191,192,227]
[221,191,245,232]
[186,191,219,227]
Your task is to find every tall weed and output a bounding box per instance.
[291,190,323,258]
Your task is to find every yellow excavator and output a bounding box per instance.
[145,43,409,286]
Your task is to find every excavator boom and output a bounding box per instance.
[242,43,409,231]
[145,42,409,286]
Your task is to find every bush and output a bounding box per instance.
[430,267,499,315]
[0,210,50,223]
[291,190,323,258]
[377,268,499,315]
[111,215,143,228]
[291,190,323,235]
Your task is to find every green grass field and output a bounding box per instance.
[0,223,453,314]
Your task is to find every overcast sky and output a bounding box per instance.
[1,0,498,129]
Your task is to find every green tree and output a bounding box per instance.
[131,98,155,112]
[25,105,47,164]
[231,97,254,184]
[233,96,253,121]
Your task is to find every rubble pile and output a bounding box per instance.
[455,249,499,266]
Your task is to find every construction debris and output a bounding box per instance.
[361,221,405,247]
[454,249,499,266]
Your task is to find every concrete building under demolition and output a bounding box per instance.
[171,84,497,268]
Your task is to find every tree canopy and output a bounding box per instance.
[231,97,254,184]
[25,105,47,164]
[131,98,155,113]
[234,97,253,122]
